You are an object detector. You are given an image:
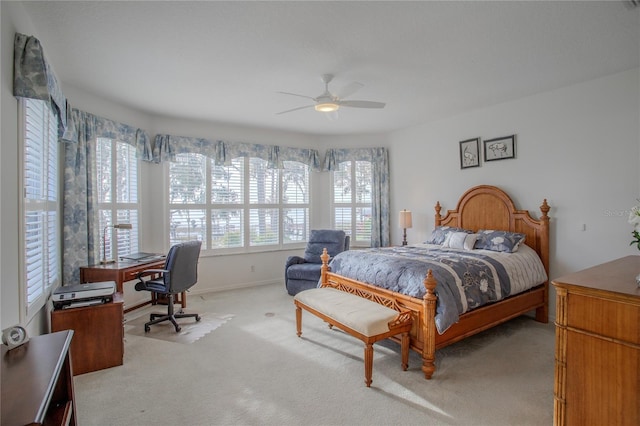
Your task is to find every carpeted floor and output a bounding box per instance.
[73,283,555,425]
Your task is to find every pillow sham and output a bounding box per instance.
[425,226,472,245]
[474,230,526,253]
[442,232,479,250]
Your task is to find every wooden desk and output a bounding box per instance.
[51,294,124,375]
[552,255,640,426]
[80,257,186,313]
[1,330,76,426]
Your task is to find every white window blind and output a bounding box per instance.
[22,98,59,319]
[96,138,140,261]
[249,158,279,246]
[331,160,373,246]
[211,158,243,248]
[169,153,207,245]
[282,160,310,243]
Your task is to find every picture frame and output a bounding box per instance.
[483,135,516,161]
[459,138,480,169]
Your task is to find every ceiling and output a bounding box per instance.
[20,1,640,136]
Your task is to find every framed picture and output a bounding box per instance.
[484,135,516,161]
[459,138,480,169]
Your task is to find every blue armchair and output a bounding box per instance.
[285,229,350,296]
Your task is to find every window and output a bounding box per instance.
[169,154,310,251]
[21,98,59,319]
[331,160,373,247]
[96,138,139,261]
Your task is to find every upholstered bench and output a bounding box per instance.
[294,287,413,387]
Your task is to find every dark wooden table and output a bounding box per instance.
[1,330,76,426]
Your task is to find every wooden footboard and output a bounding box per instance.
[320,249,548,379]
[320,249,438,378]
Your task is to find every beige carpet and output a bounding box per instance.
[125,309,234,344]
[74,283,555,425]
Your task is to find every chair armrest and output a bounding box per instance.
[136,268,168,280]
[285,256,306,268]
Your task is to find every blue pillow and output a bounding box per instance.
[425,226,472,245]
[474,230,526,253]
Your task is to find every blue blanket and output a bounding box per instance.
[327,245,514,334]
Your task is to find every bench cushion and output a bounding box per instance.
[295,288,400,337]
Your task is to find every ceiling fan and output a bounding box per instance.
[276,74,386,115]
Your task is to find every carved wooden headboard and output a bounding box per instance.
[434,185,550,276]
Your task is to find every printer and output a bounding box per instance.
[52,281,116,309]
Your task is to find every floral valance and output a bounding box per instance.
[62,108,153,161]
[323,147,388,170]
[13,33,68,136]
[153,134,321,171]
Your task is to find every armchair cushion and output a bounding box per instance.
[286,262,324,282]
[303,229,347,263]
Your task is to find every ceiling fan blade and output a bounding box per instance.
[334,81,364,99]
[337,100,386,109]
[276,91,316,101]
[276,105,314,115]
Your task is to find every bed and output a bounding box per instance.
[319,185,550,379]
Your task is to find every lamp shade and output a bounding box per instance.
[399,210,412,229]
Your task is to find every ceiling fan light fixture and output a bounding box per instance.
[315,102,340,112]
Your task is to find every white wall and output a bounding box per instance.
[388,68,640,317]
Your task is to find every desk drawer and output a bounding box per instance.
[122,270,139,281]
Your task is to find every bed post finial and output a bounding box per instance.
[435,202,442,225]
[320,248,330,288]
[422,269,437,379]
[540,199,550,219]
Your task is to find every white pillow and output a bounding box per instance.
[442,232,479,250]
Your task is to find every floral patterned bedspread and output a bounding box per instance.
[327,243,547,334]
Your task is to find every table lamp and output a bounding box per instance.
[399,209,412,246]
[101,223,132,264]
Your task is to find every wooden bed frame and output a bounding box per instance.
[319,185,550,379]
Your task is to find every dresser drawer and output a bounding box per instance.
[566,293,640,345]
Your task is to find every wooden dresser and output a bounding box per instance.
[552,255,640,426]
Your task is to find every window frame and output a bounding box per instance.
[167,154,311,254]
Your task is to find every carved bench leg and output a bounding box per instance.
[295,306,302,337]
[364,343,374,387]
[401,332,410,371]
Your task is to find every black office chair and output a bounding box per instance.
[135,241,202,332]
